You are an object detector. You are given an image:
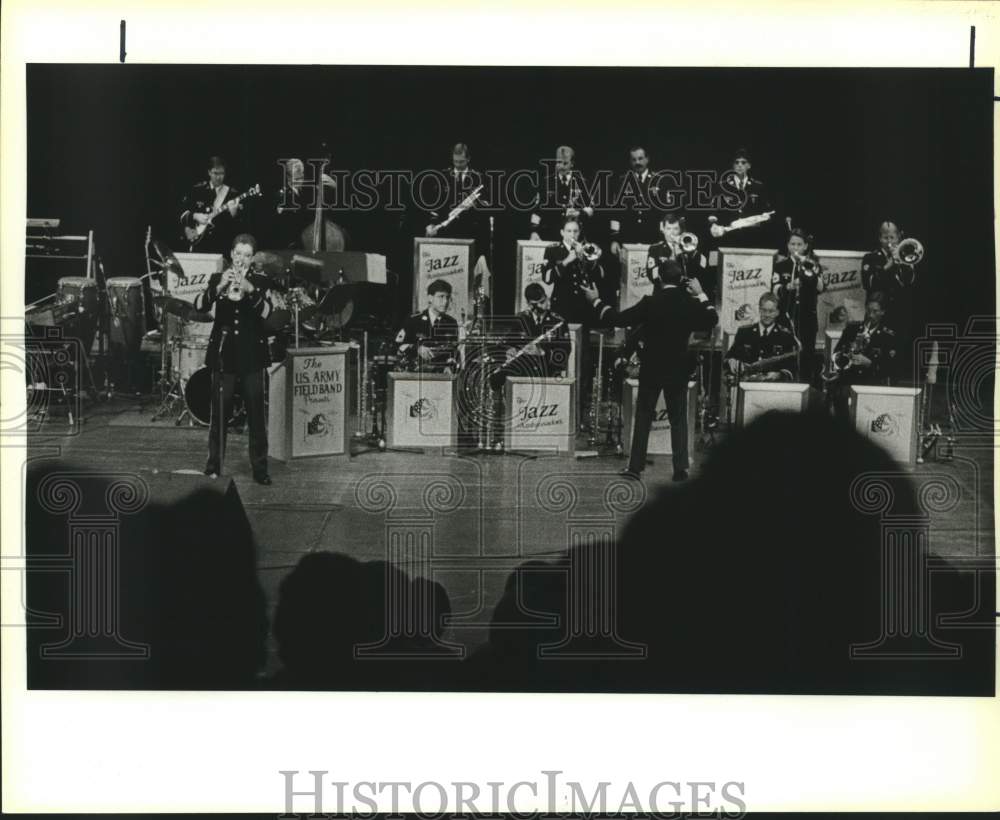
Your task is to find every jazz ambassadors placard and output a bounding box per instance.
[716,247,774,336]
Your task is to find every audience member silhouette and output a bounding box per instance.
[25,461,268,689]
[475,410,994,694]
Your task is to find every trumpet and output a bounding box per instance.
[892,237,924,266]
[573,240,603,262]
[221,262,249,301]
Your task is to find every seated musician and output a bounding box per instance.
[395,279,460,370]
[505,283,571,379]
[830,292,899,418]
[724,293,798,382]
[647,214,707,284]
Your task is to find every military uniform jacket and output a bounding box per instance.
[646,241,708,281]
[529,171,594,241]
[395,309,460,366]
[425,168,488,244]
[725,322,798,380]
[772,255,821,321]
[594,285,718,388]
[833,321,899,385]
[609,170,664,245]
[542,242,604,324]
[194,272,273,374]
[861,248,915,305]
[512,308,571,376]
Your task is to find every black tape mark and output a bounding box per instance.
[120,20,126,63]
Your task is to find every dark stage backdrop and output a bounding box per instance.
[25,65,995,327]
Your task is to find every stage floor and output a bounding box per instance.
[22,394,996,676]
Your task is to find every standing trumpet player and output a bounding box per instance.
[195,233,274,485]
[646,214,707,284]
[861,221,920,355]
[772,227,825,385]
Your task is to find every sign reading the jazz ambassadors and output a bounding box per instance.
[290,348,347,457]
[620,244,653,310]
[413,238,473,318]
[717,248,774,336]
[815,250,867,345]
[505,377,575,452]
[515,240,552,311]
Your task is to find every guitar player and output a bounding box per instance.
[179,155,244,255]
[724,292,798,382]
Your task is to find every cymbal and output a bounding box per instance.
[151,239,185,277]
[316,282,390,332]
[251,251,287,279]
[154,295,213,323]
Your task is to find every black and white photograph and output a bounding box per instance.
[2,1,998,814]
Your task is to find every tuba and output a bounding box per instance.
[893,237,924,266]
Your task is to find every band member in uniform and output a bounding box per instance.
[646,214,708,284]
[724,293,798,382]
[830,292,899,418]
[709,147,779,249]
[528,146,595,241]
[542,217,606,419]
[423,143,487,244]
[395,279,460,370]
[195,233,273,485]
[860,220,917,325]
[772,227,825,385]
[504,283,571,379]
[582,259,718,481]
[180,156,244,255]
[609,145,663,255]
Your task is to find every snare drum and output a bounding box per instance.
[107,277,146,350]
[57,276,99,353]
[172,341,209,383]
[183,366,245,427]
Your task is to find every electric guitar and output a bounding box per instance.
[728,349,798,383]
[184,184,261,247]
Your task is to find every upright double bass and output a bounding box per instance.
[295,145,350,252]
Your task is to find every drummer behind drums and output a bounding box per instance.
[394,279,460,371]
[194,233,274,485]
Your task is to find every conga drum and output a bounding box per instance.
[107,277,146,351]
[57,276,99,353]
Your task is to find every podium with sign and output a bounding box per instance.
[268,345,351,461]
[814,249,866,345]
[515,240,552,311]
[503,376,576,453]
[621,379,696,459]
[716,247,775,337]
[619,244,653,310]
[386,372,458,450]
[413,238,475,319]
[735,382,814,427]
[850,385,921,463]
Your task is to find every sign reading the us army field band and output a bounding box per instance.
[515,239,552,311]
[620,244,654,310]
[815,249,867,347]
[504,376,575,452]
[288,346,349,458]
[413,237,474,318]
[717,248,775,336]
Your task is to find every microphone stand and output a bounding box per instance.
[216,327,229,475]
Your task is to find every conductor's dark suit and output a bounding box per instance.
[594,284,718,474]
